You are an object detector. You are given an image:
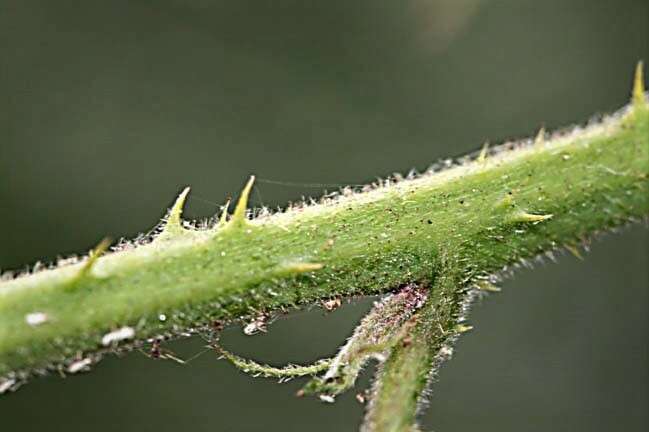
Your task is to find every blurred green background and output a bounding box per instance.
[0,1,647,431]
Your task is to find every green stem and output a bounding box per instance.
[213,345,331,381]
[361,269,470,432]
[302,284,429,398]
[0,73,647,387]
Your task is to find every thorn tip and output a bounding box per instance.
[510,211,553,223]
[79,237,111,277]
[534,126,546,147]
[476,281,500,292]
[168,187,190,226]
[632,61,646,107]
[157,187,191,239]
[278,262,324,275]
[231,176,256,226]
[455,324,473,333]
[219,199,231,225]
[565,244,584,260]
[477,142,489,163]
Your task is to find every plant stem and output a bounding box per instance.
[361,270,470,432]
[0,75,647,387]
[302,284,429,398]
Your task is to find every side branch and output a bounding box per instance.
[361,268,472,432]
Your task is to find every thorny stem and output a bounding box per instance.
[0,65,647,432]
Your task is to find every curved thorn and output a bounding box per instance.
[509,210,553,223]
[219,199,231,225]
[534,126,546,147]
[476,280,501,292]
[565,244,584,260]
[230,176,255,226]
[454,324,473,333]
[158,187,190,239]
[632,61,646,108]
[79,237,111,278]
[477,142,489,164]
[168,187,190,226]
[278,262,324,275]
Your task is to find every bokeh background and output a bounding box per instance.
[1,1,647,431]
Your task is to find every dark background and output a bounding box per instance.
[0,1,647,431]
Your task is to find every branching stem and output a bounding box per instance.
[0,67,647,401]
[361,269,470,432]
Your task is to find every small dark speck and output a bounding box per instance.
[427,220,433,224]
